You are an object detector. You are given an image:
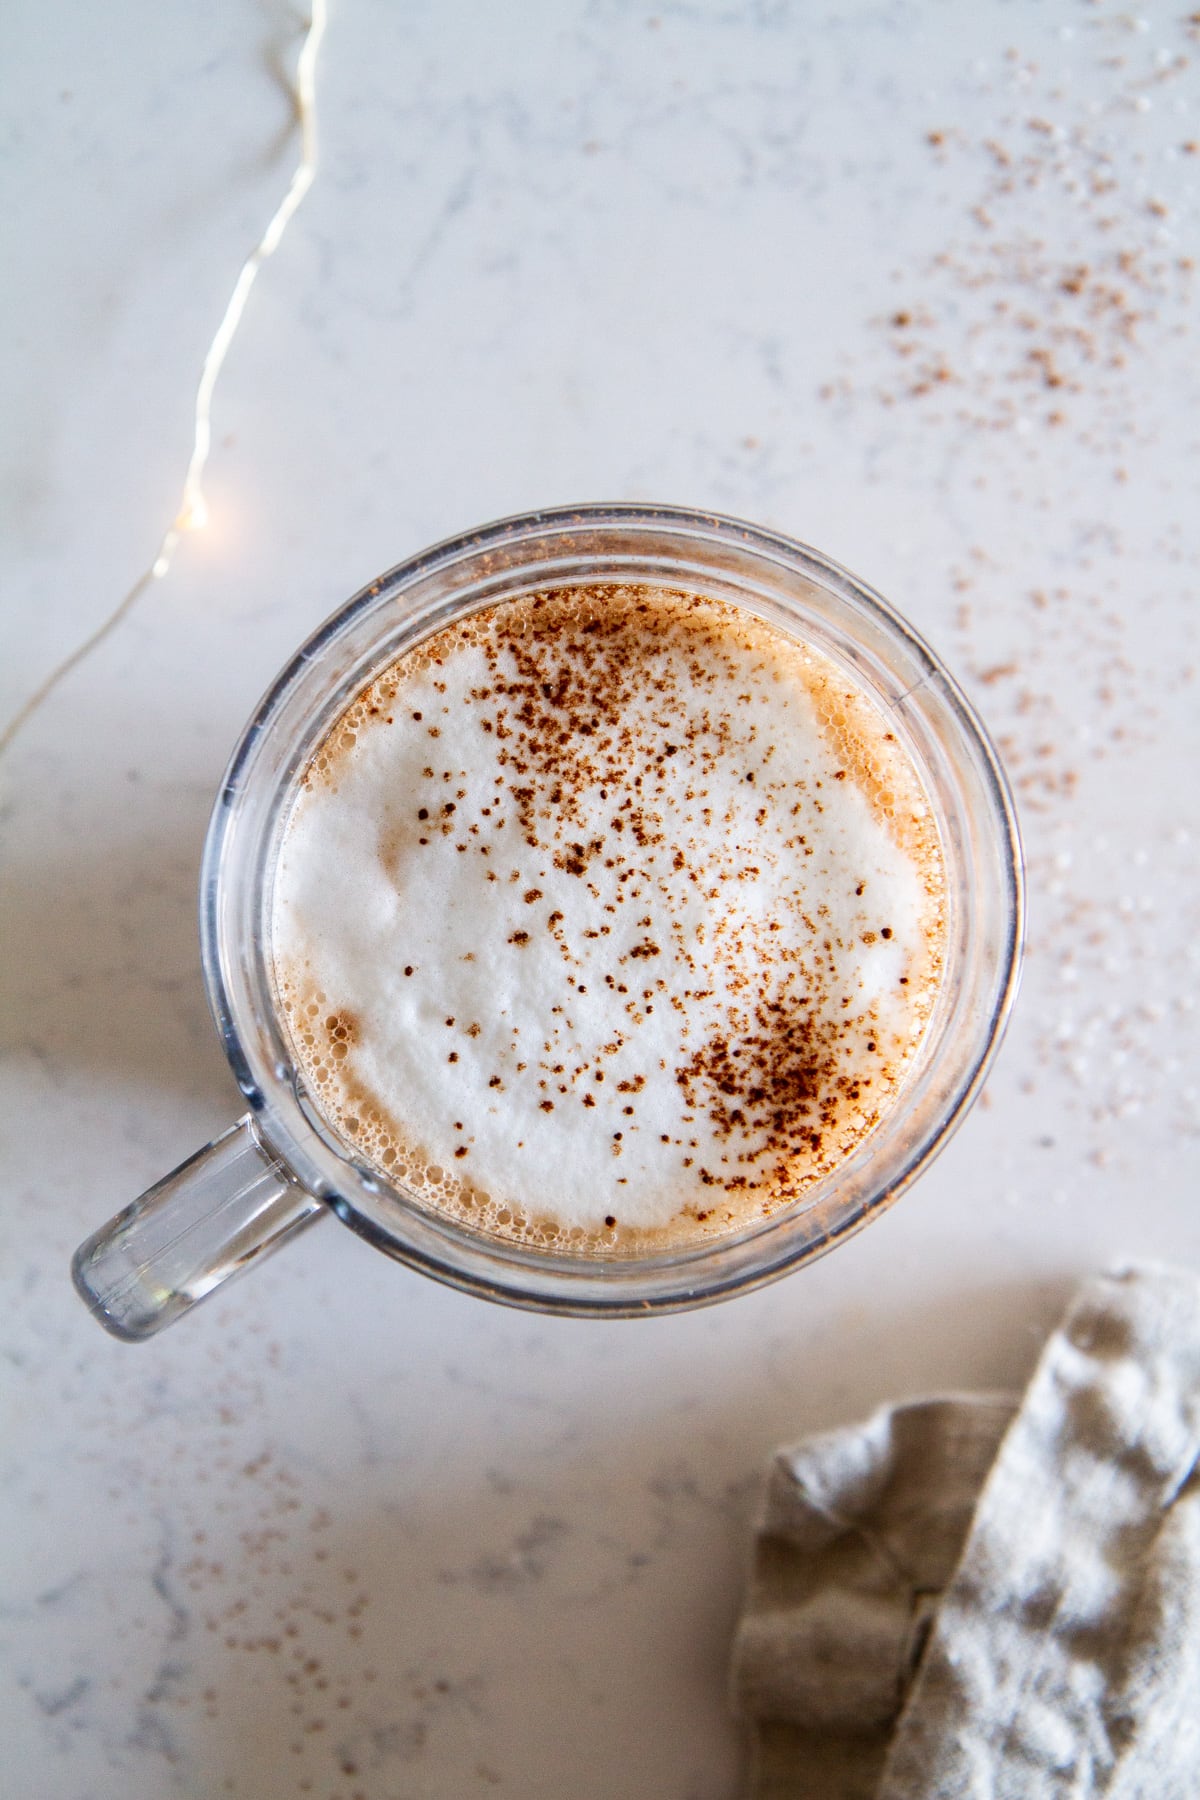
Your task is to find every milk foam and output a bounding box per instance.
[271,584,945,1253]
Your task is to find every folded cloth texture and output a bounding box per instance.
[730,1266,1200,1800]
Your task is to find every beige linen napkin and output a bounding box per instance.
[731,1266,1200,1799]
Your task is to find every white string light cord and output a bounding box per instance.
[0,0,328,759]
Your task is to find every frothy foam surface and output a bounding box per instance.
[271,584,946,1254]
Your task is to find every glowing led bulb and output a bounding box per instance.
[0,0,327,759]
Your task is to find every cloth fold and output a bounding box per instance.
[730,1266,1200,1800]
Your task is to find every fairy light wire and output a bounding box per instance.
[0,0,328,759]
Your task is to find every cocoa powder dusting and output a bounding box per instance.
[274,582,945,1250]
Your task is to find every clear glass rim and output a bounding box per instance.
[199,503,1025,1316]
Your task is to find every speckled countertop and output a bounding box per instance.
[2,4,1197,1796]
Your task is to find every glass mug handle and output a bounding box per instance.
[71,1116,326,1341]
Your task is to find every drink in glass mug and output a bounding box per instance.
[72,507,1022,1337]
[273,582,947,1254]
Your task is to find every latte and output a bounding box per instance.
[270,583,946,1253]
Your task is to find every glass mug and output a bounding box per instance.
[72,505,1023,1339]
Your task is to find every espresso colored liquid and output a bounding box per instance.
[271,584,946,1253]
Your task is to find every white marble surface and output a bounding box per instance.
[2,2,1198,1795]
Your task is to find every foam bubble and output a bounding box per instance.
[271,583,946,1253]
